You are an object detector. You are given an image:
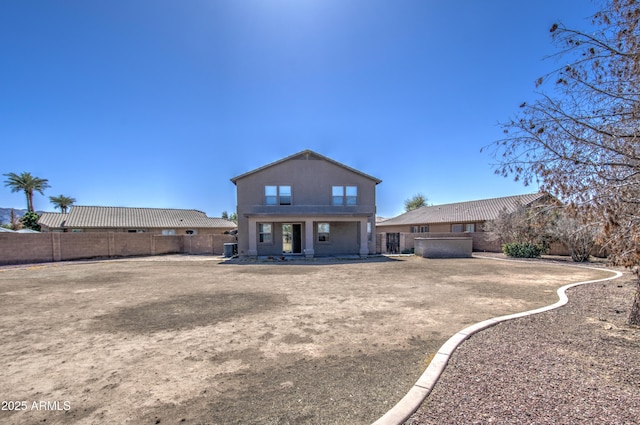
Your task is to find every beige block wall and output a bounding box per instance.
[377,232,503,254]
[0,234,57,264]
[0,233,237,265]
[60,227,234,235]
[59,232,111,259]
[415,237,473,258]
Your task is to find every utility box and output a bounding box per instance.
[415,237,473,258]
[223,243,238,258]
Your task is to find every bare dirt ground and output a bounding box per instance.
[407,261,639,425]
[0,255,615,425]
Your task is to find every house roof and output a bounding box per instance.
[377,192,551,227]
[38,212,69,228]
[230,149,382,184]
[38,206,237,229]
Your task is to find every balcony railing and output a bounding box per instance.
[241,204,375,216]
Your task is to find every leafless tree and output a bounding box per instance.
[551,213,602,262]
[484,0,640,324]
[484,202,556,250]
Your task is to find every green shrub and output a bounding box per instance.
[502,242,546,258]
[20,211,41,231]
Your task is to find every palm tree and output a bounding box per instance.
[49,194,76,213]
[3,172,51,212]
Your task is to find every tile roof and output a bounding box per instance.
[39,206,236,229]
[38,212,68,228]
[377,193,550,226]
[230,149,382,184]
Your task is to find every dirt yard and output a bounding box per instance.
[0,255,615,425]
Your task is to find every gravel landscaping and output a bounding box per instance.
[406,260,640,425]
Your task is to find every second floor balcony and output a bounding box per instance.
[240,204,375,217]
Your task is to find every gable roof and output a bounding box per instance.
[377,193,551,227]
[38,206,236,229]
[230,149,382,184]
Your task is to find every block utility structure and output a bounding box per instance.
[231,150,381,258]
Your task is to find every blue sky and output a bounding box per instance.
[1,1,598,218]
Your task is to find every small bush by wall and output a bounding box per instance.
[502,242,547,258]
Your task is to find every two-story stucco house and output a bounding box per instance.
[231,150,381,258]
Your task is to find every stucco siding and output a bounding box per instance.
[313,221,360,256]
[233,151,379,258]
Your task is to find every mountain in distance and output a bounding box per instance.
[0,208,47,225]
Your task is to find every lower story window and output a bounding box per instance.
[259,223,272,243]
[411,225,429,233]
[162,229,176,235]
[317,223,330,242]
[465,223,475,232]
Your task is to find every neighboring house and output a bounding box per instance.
[38,206,237,235]
[38,212,68,231]
[231,149,381,258]
[377,192,554,239]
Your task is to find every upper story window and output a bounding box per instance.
[265,185,292,205]
[279,185,291,205]
[332,185,358,206]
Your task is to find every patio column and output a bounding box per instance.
[248,217,258,257]
[304,219,314,258]
[359,218,369,256]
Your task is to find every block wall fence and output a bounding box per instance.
[376,232,575,256]
[2,231,594,265]
[0,233,237,265]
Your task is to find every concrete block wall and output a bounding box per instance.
[375,232,597,257]
[384,232,500,254]
[0,233,237,265]
[415,237,473,258]
[0,234,56,264]
[59,233,111,260]
[155,235,184,254]
[376,232,552,255]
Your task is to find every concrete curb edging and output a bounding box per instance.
[371,260,624,425]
